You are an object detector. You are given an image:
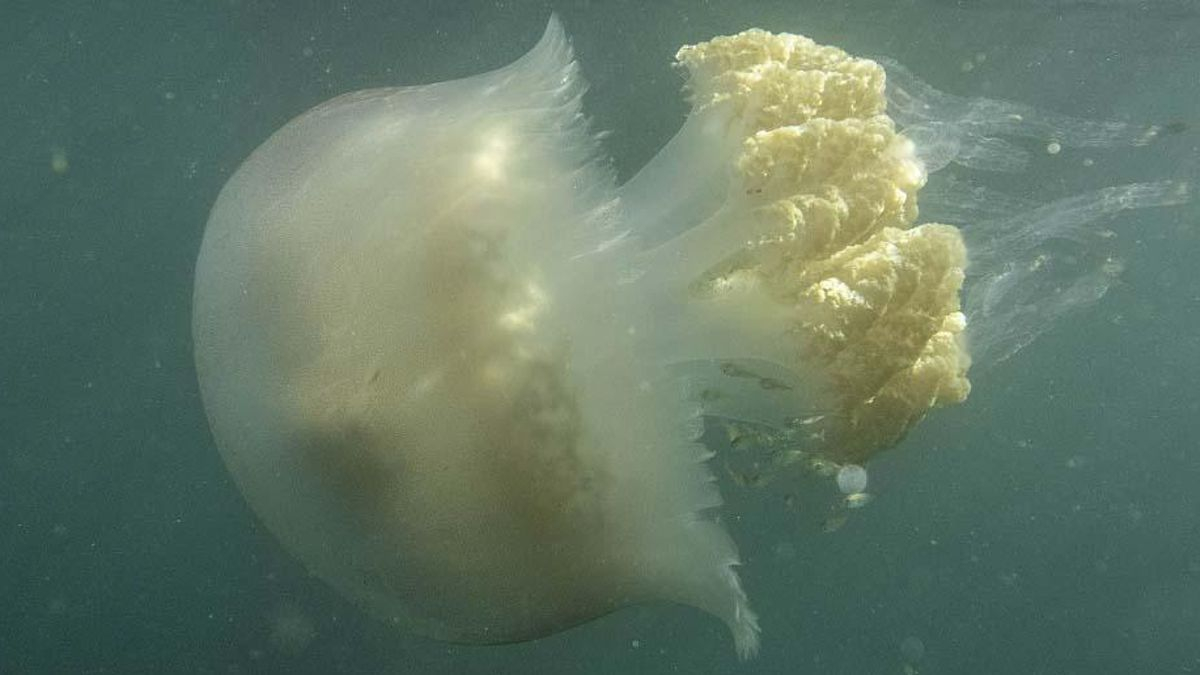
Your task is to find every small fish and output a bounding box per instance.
[726,465,764,488]
[719,361,759,379]
[758,376,792,391]
[822,512,849,533]
[808,457,838,477]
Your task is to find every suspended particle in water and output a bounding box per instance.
[836,464,868,495]
[50,147,69,174]
[900,635,926,664]
[268,603,316,655]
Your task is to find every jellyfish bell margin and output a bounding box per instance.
[191,15,1189,660]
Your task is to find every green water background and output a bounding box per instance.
[2,1,1198,672]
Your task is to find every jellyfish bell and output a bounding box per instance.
[195,17,762,657]
[193,15,1187,659]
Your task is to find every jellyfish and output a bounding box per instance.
[192,17,1187,659]
[877,57,1190,368]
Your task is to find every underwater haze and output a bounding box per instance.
[2,1,1198,673]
